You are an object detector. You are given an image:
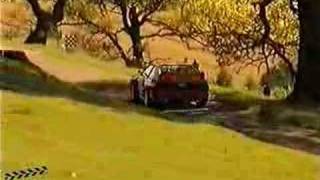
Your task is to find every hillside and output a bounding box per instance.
[1,39,320,180]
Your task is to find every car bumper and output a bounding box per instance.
[151,83,209,105]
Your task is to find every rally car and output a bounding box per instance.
[129,63,209,107]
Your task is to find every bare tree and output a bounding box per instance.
[79,0,172,67]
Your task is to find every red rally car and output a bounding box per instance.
[129,63,209,107]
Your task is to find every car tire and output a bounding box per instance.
[129,81,139,103]
[197,97,208,107]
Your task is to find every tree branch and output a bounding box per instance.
[52,0,67,23]
[26,0,43,17]
[138,0,168,25]
[77,13,131,65]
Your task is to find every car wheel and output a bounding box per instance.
[197,97,208,107]
[129,81,139,103]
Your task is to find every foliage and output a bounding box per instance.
[162,0,298,74]
[77,33,118,60]
[65,0,174,66]
[260,63,293,98]
[65,0,115,31]
[211,85,262,107]
[244,75,259,91]
[272,86,289,99]
[0,2,32,38]
[216,67,233,87]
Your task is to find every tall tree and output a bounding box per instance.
[25,0,67,44]
[104,0,170,66]
[65,0,172,67]
[164,0,298,74]
[161,0,320,103]
[291,0,320,103]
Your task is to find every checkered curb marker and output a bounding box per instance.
[4,166,48,180]
[62,34,79,51]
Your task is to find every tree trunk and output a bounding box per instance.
[127,5,144,67]
[129,26,144,67]
[291,0,320,103]
[118,4,144,67]
[25,16,53,44]
[25,0,66,45]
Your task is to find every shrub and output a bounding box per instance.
[0,2,32,38]
[0,26,21,39]
[260,64,293,99]
[216,68,233,87]
[244,75,258,91]
[272,87,289,99]
[79,34,118,60]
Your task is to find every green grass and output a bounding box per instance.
[3,91,319,180]
[38,44,136,81]
[211,85,320,130]
[210,85,264,107]
[257,104,320,131]
[1,38,320,180]
[1,38,136,82]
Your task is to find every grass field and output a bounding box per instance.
[0,38,136,83]
[3,91,320,180]
[1,40,320,180]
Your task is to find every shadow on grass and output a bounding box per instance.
[209,92,320,155]
[76,80,129,92]
[0,58,182,124]
[80,80,320,156]
[2,57,320,155]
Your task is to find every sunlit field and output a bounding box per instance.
[1,41,319,180]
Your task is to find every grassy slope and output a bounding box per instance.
[211,85,320,131]
[1,40,319,180]
[0,38,136,82]
[3,92,319,180]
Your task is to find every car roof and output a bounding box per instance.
[150,63,195,68]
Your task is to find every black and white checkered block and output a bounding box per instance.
[62,34,79,52]
[4,166,48,180]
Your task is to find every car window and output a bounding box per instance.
[160,65,200,75]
